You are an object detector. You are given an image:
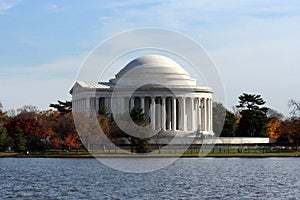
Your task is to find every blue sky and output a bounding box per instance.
[1,0,300,116]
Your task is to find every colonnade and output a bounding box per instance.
[128,96,212,132]
[74,96,213,133]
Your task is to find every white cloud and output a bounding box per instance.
[0,0,21,13]
[0,55,86,111]
[90,0,300,116]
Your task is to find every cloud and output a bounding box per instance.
[0,55,86,111]
[89,0,300,116]
[0,0,21,13]
[1,0,300,117]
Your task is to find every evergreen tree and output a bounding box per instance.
[50,100,72,114]
[13,129,27,152]
[213,102,237,137]
[129,107,151,153]
[0,125,8,152]
[235,93,269,137]
[222,111,238,137]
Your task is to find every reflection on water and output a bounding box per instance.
[0,157,299,199]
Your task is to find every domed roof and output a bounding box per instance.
[109,55,196,88]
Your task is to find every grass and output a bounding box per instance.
[1,148,300,158]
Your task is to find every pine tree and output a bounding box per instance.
[235,93,269,137]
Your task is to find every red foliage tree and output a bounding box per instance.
[4,116,44,138]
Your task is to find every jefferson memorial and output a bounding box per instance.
[70,55,214,136]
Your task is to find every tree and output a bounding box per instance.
[4,116,44,139]
[129,107,150,153]
[50,100,72,114]
[288,99,300,116]
[64,133,82,151]
[98,107,110,116]
[0,125,8,152]
[268,119,282,139]
[4,116,44,152]
[17,105,39,118]
[267,108,284,121]
[276,117,300,147]
[213,102,237,137]
[0,102,8,122]
[130,107,146,126]
[222,110,238,137]
[235,93,269,137]
[12,129,27,152]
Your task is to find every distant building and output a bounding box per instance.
[70,55,214,136]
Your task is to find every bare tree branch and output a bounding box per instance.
[288,99,300,116]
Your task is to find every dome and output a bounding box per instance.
[109,55,196,88]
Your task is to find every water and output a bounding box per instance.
[0,157,299,199]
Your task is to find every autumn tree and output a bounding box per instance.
[4,116,44,138]
[235,93,269,137]
[4,116,45,152]
[276,117,300,147]
[267,108,284,139]
[268,120,282,139]
[64,133,82,151]
[275,101,300,147]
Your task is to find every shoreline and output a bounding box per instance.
[1,152,300,158]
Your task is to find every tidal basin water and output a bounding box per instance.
[0,157,299,199]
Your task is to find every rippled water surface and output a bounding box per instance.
[0,157,299,199]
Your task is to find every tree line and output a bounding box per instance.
[0,93,300,153]
[214,93,300,148]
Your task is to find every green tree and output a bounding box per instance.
[13,129,27,152]
[129,107,150,153]
[222,110,238,137]
[0,102,8,122]
[50,100,72,114]
[130,107,146,126]
[235,93,269,137]
[213,102,237,137]
[98,107,110,116]
[212,102,225,135]
[0,125,8,152]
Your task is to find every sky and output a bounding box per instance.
[0,0,300,117]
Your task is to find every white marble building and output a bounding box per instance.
[70,55,214,136]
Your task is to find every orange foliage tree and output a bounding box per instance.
[268,120,282,139]
[64,133,82,151]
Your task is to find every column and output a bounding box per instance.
[86,97,90,111]
[191,97,195,131]
[204,98,207,131]
[167,98,172,130]
[130,97,134,110]
[140,97,145,113]
[210,99,213,132]
[182,97,187,131]
[172,97,177,131]
[96,98,100,112]
[161,97,166,131]
[197,98,201,131]
[151,97,156,130]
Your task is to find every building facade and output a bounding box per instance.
[70,55,214,136]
